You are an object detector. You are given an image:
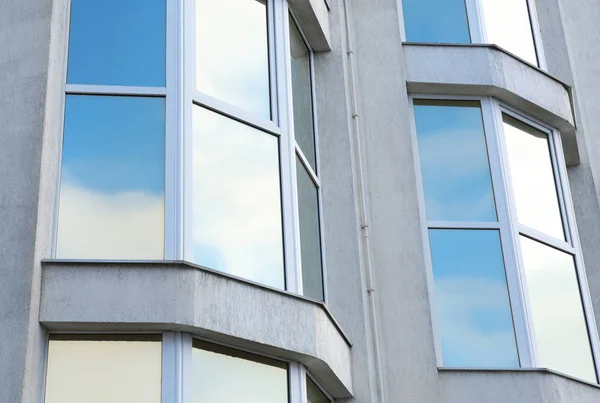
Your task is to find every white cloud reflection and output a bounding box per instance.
[192,107,285,289]
[56,181,164,260]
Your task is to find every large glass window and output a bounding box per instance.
[44,334,326,403]
[402,0,541,66]
[56,0,326,298]
[413,98,598,382]
[44,336,162,403]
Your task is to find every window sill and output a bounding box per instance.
[40,259,353,398]
[438,367,600,402]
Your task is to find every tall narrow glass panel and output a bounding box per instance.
[44,336,162,403]
[402,0,470,43]
[307,377,330,403]
[192,106,284,289]
[414,100,497,222]
[290,16,316,171]
[480,0,538,65]
[520,237,596,382]
[192,341,288,403]
[429,229,519,367]
[56,95,165,259]
[67,0,165,86]
[503,115,565,240]
[196,0,271,120]
[296,157,324,301]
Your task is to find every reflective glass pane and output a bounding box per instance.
[307,377,329,403]
[192,341,288,403]
[402,0,470,43]
[44,337,162,403]
[520,237,596,382]
[290,16,316,171]
[56,95,165,259]
[480,0,538,65]
[414,101,497,222]
[192,106,284,288]
[297,157,323,301]
[429,229,519,367]
[503,115,565,240]
[196,0,271,120]
[68,0,165,86]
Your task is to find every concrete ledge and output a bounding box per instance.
[403,43,579,166]
[439,368,600,403]
[40,260,353,398]
[289,0,331,51]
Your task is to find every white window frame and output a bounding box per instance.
[408,94,600,380]
[53,0,327,301]
[41,331,327,403]
[397,0,547,69]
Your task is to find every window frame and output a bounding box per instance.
[53,0,327,300]
[398,0,547,69]
[42,331,326,403]
[408,94,600,380]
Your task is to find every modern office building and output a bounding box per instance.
[3,0,600,401]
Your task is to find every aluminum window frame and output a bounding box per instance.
[398,0,547,69]
[409,94,600,380]
[53,0,326,300]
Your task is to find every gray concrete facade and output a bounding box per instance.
[4,0,600,401]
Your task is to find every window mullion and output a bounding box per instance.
[288,363,307,403]
[465,0,486,43]
[275,0,302,294]
[482,97,536,367]
[525,0,547,69]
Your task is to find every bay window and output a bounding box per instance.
[55,0,326,300]
[43,334,332,403]
[411,96,599,383]
[401,0,543,67]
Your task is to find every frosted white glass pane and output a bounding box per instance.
[44,339,162,403]
[503,115,565,240]
[192,343,288,403]
[196,0,270,119]
[480,0,538,65]
[520,237,596,382]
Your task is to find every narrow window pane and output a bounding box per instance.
[520,237,596,382]
[402,0,470,43]
[192,341,288,403]
[192,106,284,289]
[44,337,162,403]
[429,229,519,367]
[296,157,324,301]
[414,101,497,222]
[290,16,316,171]
[56,95,165,259]
[307,377,329,403]
[68,0,165,86]
[480,0,538,65]
[196,0,271,120]
[503,115,565,240]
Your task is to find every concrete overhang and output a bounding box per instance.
[40,260,352,398]
[403,43,579,166]
[289,0,331,51]
[439,368,600,402]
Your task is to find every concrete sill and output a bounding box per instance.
[40,259,353,398]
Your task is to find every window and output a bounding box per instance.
[412,97,599,382]
[55,0,326,299]
[44,335,162,403]
[43,334,329,403]
[401,0,541,66]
